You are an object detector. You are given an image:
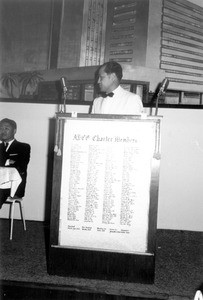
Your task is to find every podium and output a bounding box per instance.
[48,113,161,283]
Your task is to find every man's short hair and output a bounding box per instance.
[0,118,17,130]
[101,61,123,81]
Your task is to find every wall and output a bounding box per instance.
[156,107,203,231]
[58,0,84,68]
[0,0,52,73]
[146,0,162,69]
[0,102,202,232]
[0,102,89,221]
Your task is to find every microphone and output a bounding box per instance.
[155,78,169,116]
[158,78,169,96]
[60,77,68,93]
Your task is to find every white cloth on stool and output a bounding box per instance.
[0,167,22,197]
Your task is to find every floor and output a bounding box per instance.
[0,219,202,300]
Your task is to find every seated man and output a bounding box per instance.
[0,118,31,208]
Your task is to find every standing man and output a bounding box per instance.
[0,118,31,208]
[91,61,143,115]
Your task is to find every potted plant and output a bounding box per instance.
[1,70,44,98]
[0,72,19,98]
[18,71,44,98]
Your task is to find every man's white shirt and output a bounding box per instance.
[91,85,144,115]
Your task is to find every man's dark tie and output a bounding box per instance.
[3,142,8,151]
[103,92,114,98]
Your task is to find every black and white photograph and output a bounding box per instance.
[0,0,202,299]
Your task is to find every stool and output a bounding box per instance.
[5,196,26,240]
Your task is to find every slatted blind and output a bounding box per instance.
[104,0,149,66]
[160,0,203,91]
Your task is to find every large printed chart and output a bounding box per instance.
[59,118,157,254]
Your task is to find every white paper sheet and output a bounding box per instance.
[59,118,156,253]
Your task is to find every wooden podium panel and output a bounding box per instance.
[48,113,161,283]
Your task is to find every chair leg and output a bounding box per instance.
[9,200,16,240]
[19,201,26,231]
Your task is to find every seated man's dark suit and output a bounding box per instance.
[0,140,30,208]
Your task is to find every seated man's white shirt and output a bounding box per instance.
[4,139,14,166]
[91,85,143,115]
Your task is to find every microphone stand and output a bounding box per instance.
[154,78,169,116]
[59,77,68,113]
[56,78,68,156]
[155,89,162,116]
[62,86,68,113]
